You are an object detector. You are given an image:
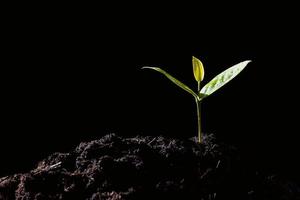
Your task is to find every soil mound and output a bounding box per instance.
[1,134,299,199]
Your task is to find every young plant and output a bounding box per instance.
[142,57,251,143]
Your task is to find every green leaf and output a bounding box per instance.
[200,60,251,97]
[142,66,200,100]
[192,56,205,82]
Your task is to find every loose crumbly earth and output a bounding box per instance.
[0,134,299,200]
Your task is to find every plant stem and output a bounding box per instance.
[195,98,201,143]
[196,81,202,143]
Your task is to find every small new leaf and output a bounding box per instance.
[200,60,251,97]
[142,66,200,101]
[192,56,204,82]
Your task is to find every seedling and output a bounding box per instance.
[142,57,251,143]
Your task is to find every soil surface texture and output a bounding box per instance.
[1,134,299,200]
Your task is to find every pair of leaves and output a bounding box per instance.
[142,60,251,101]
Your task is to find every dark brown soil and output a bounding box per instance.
[1,134,299,200]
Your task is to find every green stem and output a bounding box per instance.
[196,81,201,143]
[195,98,201,143]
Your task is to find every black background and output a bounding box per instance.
[1,3,299,182]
